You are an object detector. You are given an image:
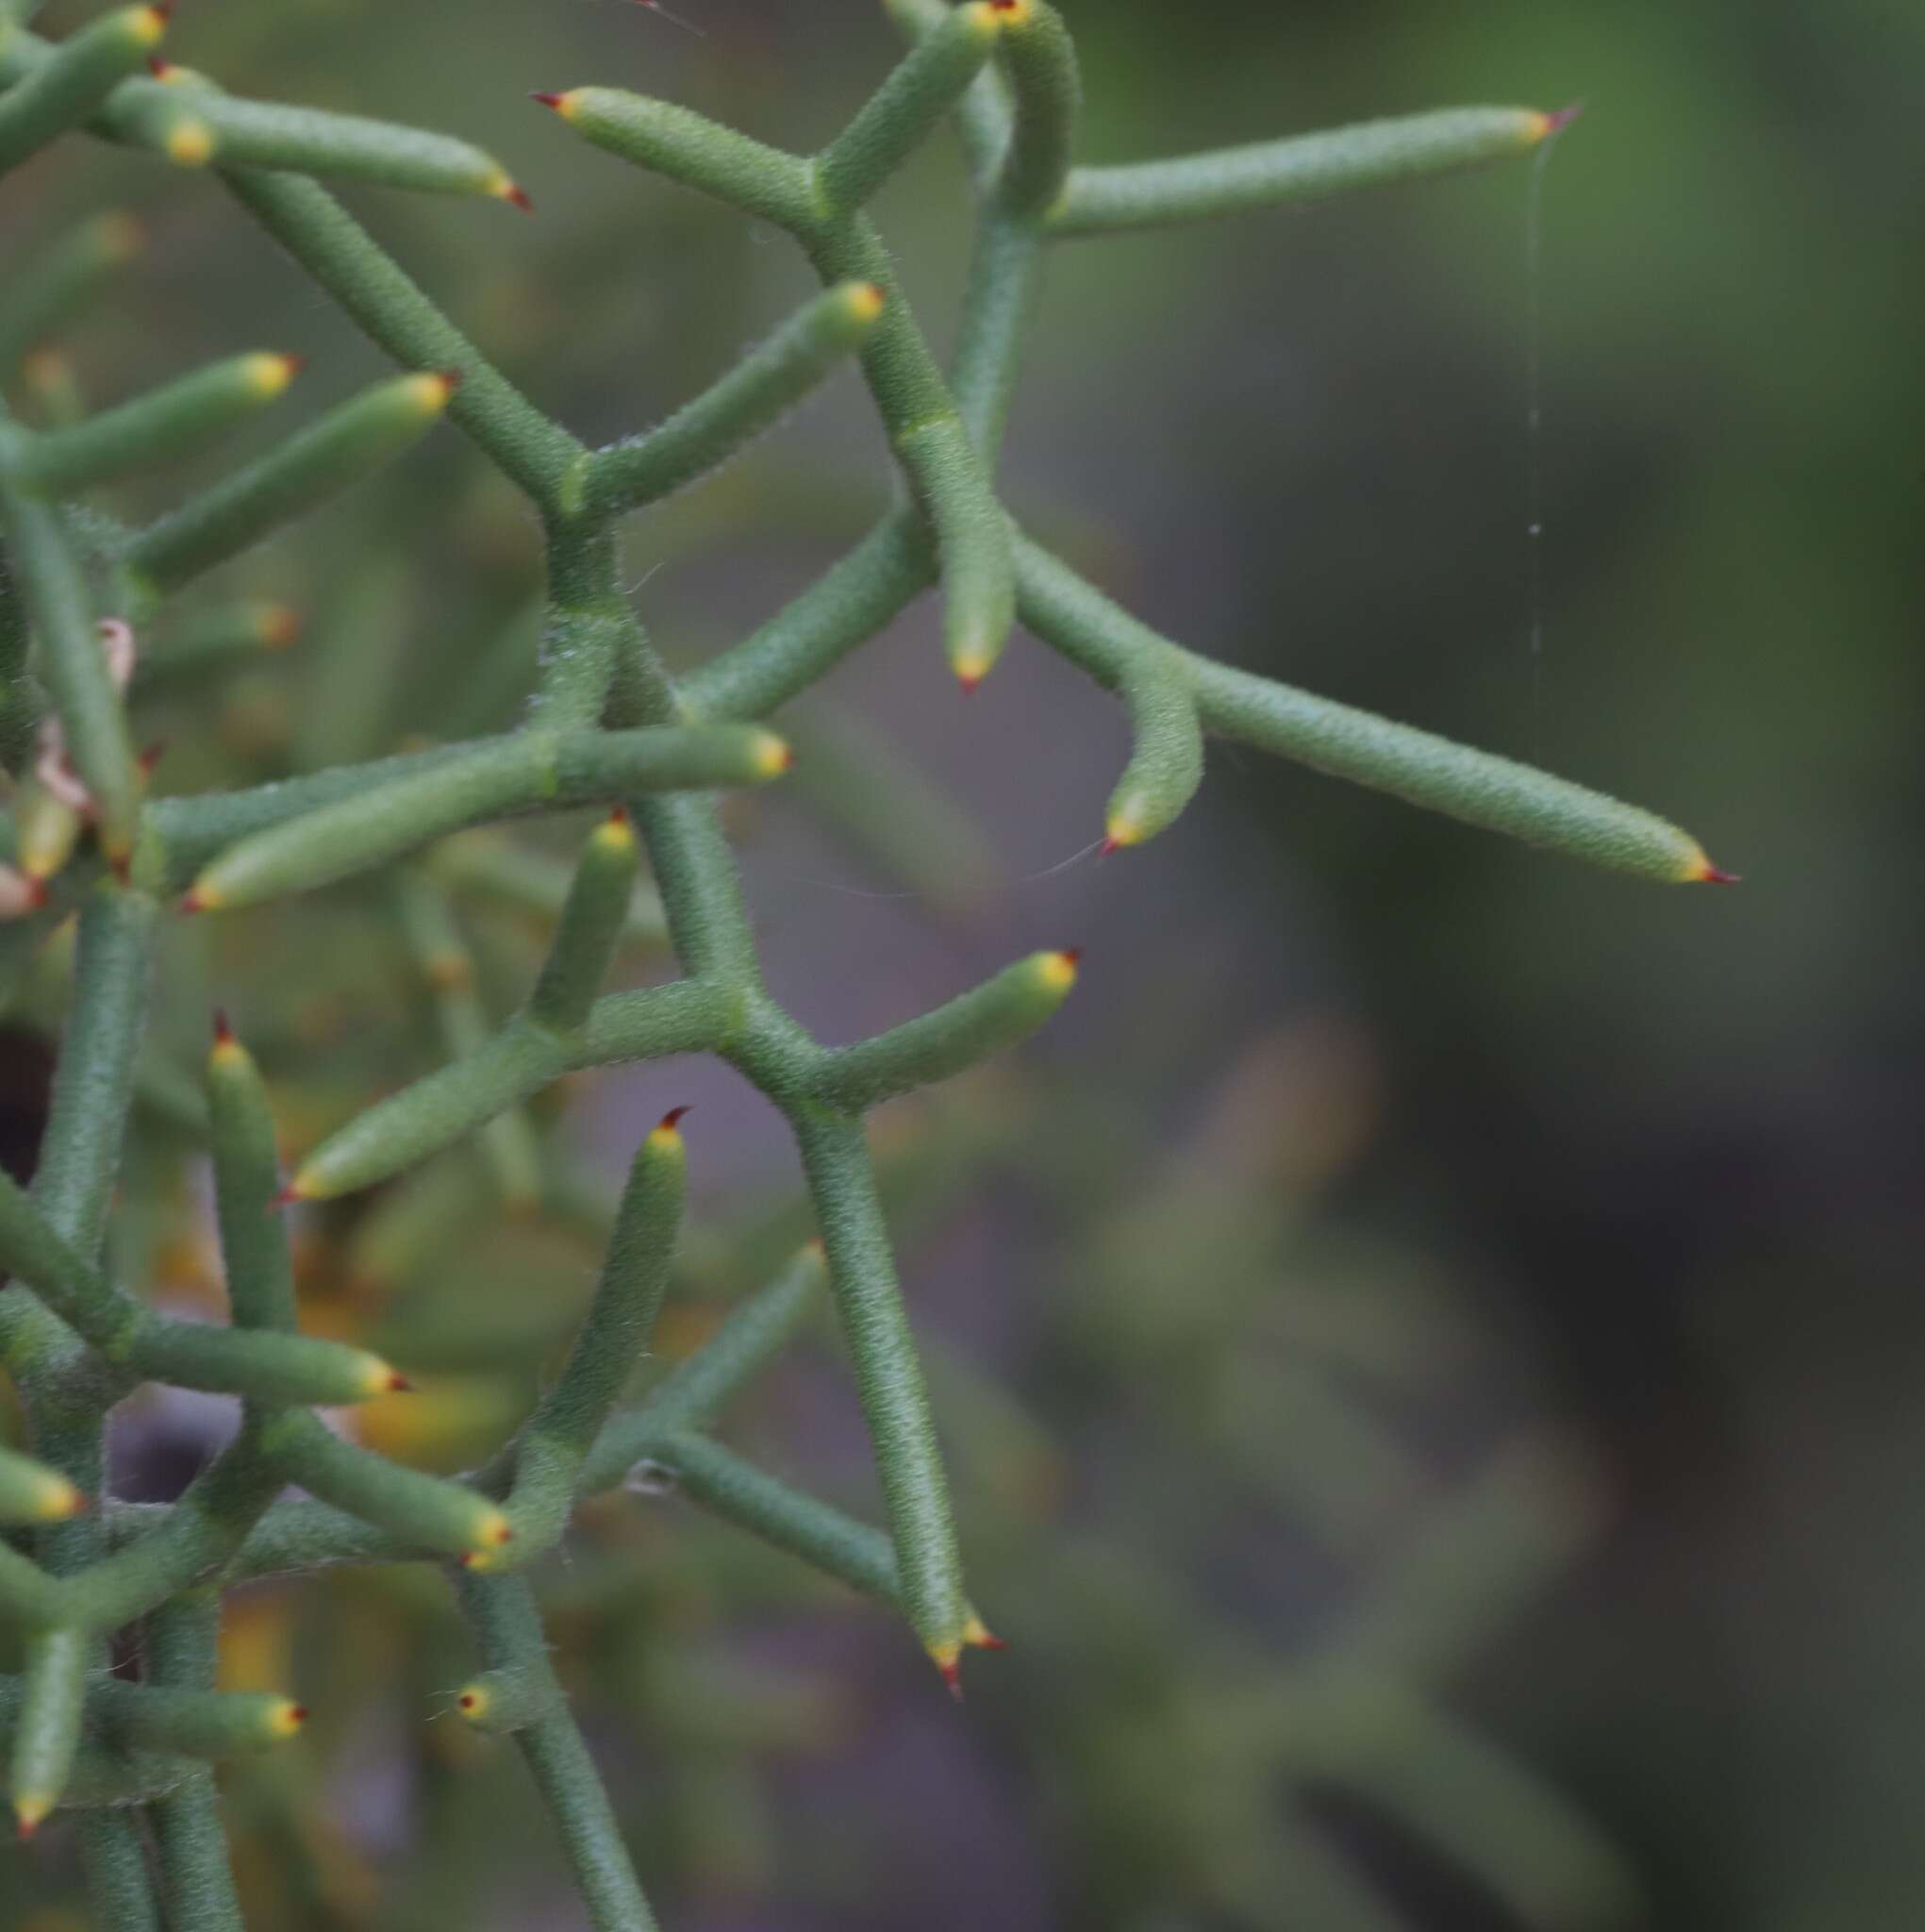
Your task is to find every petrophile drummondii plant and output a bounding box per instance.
[0,1,1729,1924]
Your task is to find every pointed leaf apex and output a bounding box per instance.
[1037,948,1082,993]
[931,1646,966,1702]
[212,1007,235,1044]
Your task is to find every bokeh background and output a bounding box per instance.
[4,0,1923,1926]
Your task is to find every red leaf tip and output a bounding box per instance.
[658,1105,692,1133]
[530,92,566,109]
[505,183,535,214]
[212,1008,234,1044]
[1701,865,1742,886]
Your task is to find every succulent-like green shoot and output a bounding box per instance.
[0,2,1728,1919]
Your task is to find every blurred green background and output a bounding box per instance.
[4,0,1922,1927]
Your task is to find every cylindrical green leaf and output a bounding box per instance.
[286,977,730,1204]
[129,602,300,702]
[8,352,302,496]
[992,0,1080,218]
[274,1411,508,1559]
[882,0,1014,188]
[581,1244,827,1491]
[207,1020,298,1338]
[424,829,671,958]
[537,88,817,232]
[680,510,931,722]
[9,1624,87,1837]
[584,283,886,516]
[286,1022,567,1207]
[0,4,167,177]
[1053,106,1559,238]
[124,1319,403,1407]
[521,817,639,1036]
[791,1110,969,1674]
[0,489,140,864]
[452,1666,547,1736]
[0,1158,131,1345]
[654,1431,901,1612]
[488,1113,687,1557]
[1104,666,1204,850]
[0,1444,87,1525]
[122,370,456,597]
[813,948,1079,1111]
[5,781,79,885]
[817,2,1002,213]
[110,75,525,203]
[897,412,1017,685]
[90,1681,307,1760]
[0,209,141,374]
[180,725,788,913]
[1015,535,1728,883]
[393,874,544,1210]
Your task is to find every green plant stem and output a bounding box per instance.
[457,1571,660,1932]
[76,1811,164,1932]
[143,1595,246,1932]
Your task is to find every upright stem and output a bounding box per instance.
[458,1572,659,1932]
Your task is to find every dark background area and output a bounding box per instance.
[5,1,1923,1926]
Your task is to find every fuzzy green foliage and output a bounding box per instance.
[0,3,1724,1926]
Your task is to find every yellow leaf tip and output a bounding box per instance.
[405,370,462,416]
[37,1475,88,1522]
[928,1642,965,1701]
[1037,948,1081,993]
[842,281,888,325]
[257,604,303,649]
[1101,810,1147,856]
[164,118,216,167]
[246,353,305,399]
